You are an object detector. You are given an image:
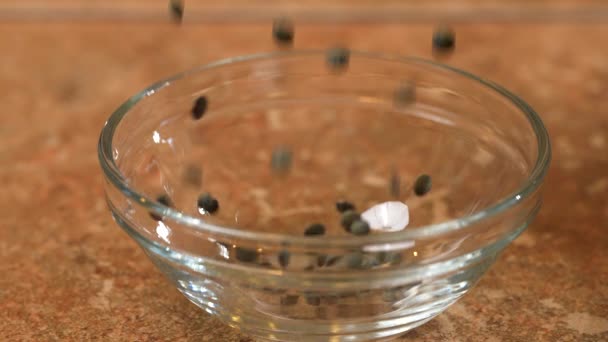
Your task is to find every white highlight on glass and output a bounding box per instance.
[361,201,410,232]
[152,130,175,148]
[218,244,229,259]
[363,240,415,253]
[155,221,171,244]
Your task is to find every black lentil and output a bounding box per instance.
[389,171,401,198]
[350,220,370,236]
[340,210,360,232]
[325,255,342,267]
[414,174,432,196]
[326,47,350,70]
[157,194,172,206]
[235,247,258,263]
[377,251,402,266]
[272,18,294,45]
[183,164,202,187]
[280,295,300,306]
[394,81,416,107]
[316,254,328,267]
[366,257,381,268]
[271,146,292,173]
[346,252,365,269]
[169,0,184,23]
[259,261,273,268]
[335,200,355,213]
[388,252,402,266]
[264,287,287,295]
[315,306,328,319]
[304,223,326,236]
[150,194,172,221]
[197,193,219,214]
[356,289,372,298]
[278,250,290,268]
[149,212,163,222]
[305,294,321,306]
[323,295,338,305]
[382,290,398,303]
[191,96,208,120]
[432,26,455,52]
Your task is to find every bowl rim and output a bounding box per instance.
[98,49,551,247]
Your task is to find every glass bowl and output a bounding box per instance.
[98,50,550,342]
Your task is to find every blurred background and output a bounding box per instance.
[2,0,608,22]
[1,1,607,341]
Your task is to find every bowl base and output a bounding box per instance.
[178,280,466,342]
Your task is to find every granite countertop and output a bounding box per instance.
[0,21,607,341]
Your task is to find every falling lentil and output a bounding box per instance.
[335,200,355,213]
[272,18,294,45]
[414,174,432,196]
[326,47,350,70]
[169,0,184,23]
[191,96,208,120]
[271,146,293,173]
[432,26,455,52]
[197,192,219,214]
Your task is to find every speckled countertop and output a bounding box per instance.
[0,22,607,341]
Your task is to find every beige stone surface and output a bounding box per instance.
[0,21,607,341]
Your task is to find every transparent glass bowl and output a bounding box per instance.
[98,50,550,342]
